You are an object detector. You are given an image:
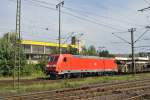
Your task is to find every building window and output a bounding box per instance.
[32,45,44,54]
[23,44,31,53]
[45,46,53,54]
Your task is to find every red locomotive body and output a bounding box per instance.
[46,54,118,79]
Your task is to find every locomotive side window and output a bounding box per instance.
[63,57,67,62]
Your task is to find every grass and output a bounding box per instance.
[0,74,46,81]
[0,73,150,97]
[0,76,36,80]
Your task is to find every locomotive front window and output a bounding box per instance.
[49,56,59,62]
[49,56,54,62]
[53,56,59,62]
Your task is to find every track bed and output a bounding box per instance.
[2,76,150,100]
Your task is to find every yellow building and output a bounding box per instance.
[21,40,77,63]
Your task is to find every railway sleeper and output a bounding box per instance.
[4,84,150,100]
[63,85,150,100]
[2,79,150,100]
[124,92,150,100]
[56,81,150,97]
[60,79,150,95]
[47,81,150,99]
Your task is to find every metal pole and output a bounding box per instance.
[131,29,134,73]
[129,28,136,75]
[18,0,21,89]
[78,40,80,55]
[13,48,16,89]
[59,5,61,54]
[14,0,19,89]
[56,1,64,54]
[16,0,21,89]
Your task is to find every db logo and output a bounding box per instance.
[94,62,97,66]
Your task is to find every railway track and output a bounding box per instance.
[125,92,150,100]
[1,78,150,100]
[0,72,149,86]
[0,78,63,86]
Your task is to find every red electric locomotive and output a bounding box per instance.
[46,54,118,79]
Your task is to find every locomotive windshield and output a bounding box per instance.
[49,56,59,62]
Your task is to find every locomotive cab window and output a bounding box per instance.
[49,56,59,62]
[63,57,67,62]
[54,56,59,62]
[49,56,54,62]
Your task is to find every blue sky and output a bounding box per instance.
[0,0,150,54]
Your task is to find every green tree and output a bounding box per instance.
[50,47,58,54]
[68,45,78,55]
[0,32,26,76]
[80,46,88,55]
[80,45,97,56]
[87,45,97,56]
[138,52,145,57]
[99,50,115,57]
[37,55,48,72]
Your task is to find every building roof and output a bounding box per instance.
[21,40,77,48]
[115,57,149,61]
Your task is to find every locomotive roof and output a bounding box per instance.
[73,55,114,59]
[49,54,115,59]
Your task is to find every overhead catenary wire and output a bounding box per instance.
[64,9,129,30]
[21,33,59,42]
[8,0,58,32]
[112,31,129,34]
[134,29,149,43]
[28,0,55,6]
[143,0,150,5]
[135,45,150,48]
[112,33,131,44]
[112,27,150,45]
[7,0,150,53]
[111,41,130,44]
[62,11,124,31]
[63,6,146,28]
[29,0,124,31]
[8,0,127,31]
[22,20,58,33]
[28,0,146,28]
[143,38,150,40]
[67,2,147,28]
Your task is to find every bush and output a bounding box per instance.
[21,63,46,77]
[21,64,35,76]
[35,61,46,72]
[0,62,46,77]
[0,32,26,77]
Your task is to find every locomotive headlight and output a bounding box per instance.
[46,65,50,67]
[53,64,56,67]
